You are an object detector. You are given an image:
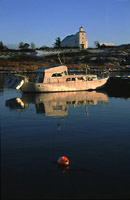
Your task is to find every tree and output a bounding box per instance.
[0,41,8,50]
[19,42,29,49]
[94,41,99,47]
[0,41,4,49]
[30,42,35,49]
[53,37,61,48]
[19,42,24,49]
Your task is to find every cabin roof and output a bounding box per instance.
[35,64,67,73]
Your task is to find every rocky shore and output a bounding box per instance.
[0,44,130,73]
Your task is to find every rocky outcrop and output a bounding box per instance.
[0,44,130,71]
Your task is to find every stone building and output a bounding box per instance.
[61,27,88,49]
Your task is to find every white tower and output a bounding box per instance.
[78,26,88,49]
[79,26,84,32]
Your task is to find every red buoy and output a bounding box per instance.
[57,156,69,166]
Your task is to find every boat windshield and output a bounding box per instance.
[35,72,45,83]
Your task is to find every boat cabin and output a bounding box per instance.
[35,65,68,83]
[34,64,97,84]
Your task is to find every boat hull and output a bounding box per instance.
[21,77,109,93]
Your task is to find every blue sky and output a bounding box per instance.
[0,0,130,47]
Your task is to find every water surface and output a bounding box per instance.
[1,75,130,199]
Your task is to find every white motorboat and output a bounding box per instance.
[5,64,109,92]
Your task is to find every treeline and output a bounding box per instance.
[0,41,8,50]
[0,37,62,51]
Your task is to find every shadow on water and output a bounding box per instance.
[0,74,5,94]
[100,76,130,99]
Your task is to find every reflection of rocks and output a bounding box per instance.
[0,74,5,94]
[0,87,4,95]
[5,91,109,117]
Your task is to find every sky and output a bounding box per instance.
[0,0,130,48]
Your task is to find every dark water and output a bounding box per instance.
[1,74,130,199]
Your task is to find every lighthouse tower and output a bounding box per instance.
[78,26,88,49]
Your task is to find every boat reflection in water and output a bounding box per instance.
[5,91,109,172]
[5,91,108,117]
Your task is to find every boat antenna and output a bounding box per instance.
[57,117,64,131]
[63,52,65,64]
[58,53,63,65]
[85,64,88,75]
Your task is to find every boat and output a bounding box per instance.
[5,64,109,92]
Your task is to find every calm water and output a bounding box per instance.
[1,74,130,199]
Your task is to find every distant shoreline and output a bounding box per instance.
[0,44,130,72]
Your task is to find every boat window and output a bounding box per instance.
[66,101,76,105]
[86,100,94,104]
[57,73,62,77]
[52,73,62,77]
[66,78,71,81]
[66,78,76,82]
[77,77,84,80]
[52,73,56,77]
[35,72,44,83]
[39,72,44,83]
[86,77,92,81]
[53,105,62,110]
[77,100,84,105]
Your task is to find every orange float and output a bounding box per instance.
[57,156,69,166]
